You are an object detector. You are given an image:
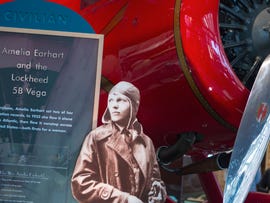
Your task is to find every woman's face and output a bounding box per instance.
[108,92,130,127]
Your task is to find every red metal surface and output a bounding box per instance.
[165,197,177,203]
[197,172,223,203]
[191,153,223,203]
[245,192,270,203]
[180,0,249,128]
[73,0,240,152]
[47,0,81,11]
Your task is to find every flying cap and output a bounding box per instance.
[102,81,140,128]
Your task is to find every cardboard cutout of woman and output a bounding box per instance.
[71,81,167,203]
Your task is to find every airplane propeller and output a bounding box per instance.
[223,54,270,203]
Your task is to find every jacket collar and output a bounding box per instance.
[96,121,146,146]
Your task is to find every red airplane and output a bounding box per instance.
[2,0,270,202]
[50,0,270,203]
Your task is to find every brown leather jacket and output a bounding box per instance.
[71,122,166,203]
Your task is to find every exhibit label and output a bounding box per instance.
[0,27,103,203]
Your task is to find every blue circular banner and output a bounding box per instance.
[0,0,94,33]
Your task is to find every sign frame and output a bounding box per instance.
[0,26,104,203]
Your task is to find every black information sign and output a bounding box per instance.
[0,27,103,203]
